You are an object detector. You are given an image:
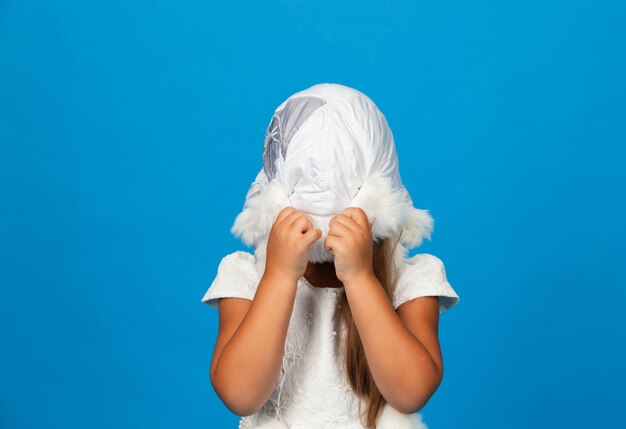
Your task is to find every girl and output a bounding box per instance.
[201,83,460,429]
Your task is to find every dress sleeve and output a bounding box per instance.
[392,253,460,313]
[200,250,260,309]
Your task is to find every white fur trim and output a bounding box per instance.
[399,205,434,249]
[231,179,290,247]
[231,174,434,263]
[348,175,409,242]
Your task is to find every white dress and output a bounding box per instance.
[201,250,460,429]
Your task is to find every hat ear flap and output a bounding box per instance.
[348,175,433,248]
[231,174,433,251]
[230,179,291,247]
[399,205,434,249]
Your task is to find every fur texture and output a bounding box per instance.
[230,174,435,264]
[230,179,290,248]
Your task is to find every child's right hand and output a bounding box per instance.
[265,207,322,283]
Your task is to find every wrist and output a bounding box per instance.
[342,269,377,290]
[263,268,299,288]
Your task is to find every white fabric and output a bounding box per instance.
[201,250,460,428]
[205,83,460,427]
[230,83,435,263]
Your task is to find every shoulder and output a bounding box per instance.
[392,253,460,313]
[219,250,256,266]
[401,253,446,271]
[395,253,448,287]
[200,250,260,308]
[215,250,259,281]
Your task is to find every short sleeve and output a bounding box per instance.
[200,250,261,309]
[392,253,460,313]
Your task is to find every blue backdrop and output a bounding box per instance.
[1,1,624,428]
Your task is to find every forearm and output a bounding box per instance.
[343,273,440,414]
[213,271,297,415]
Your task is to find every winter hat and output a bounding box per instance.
[230,83,434,266]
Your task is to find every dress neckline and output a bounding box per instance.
[299,276,345,293]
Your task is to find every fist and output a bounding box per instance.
[324,207,375,285]
[265,207,323,283]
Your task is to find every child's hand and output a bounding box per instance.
[265,207,323,283]
[324,207,375,286]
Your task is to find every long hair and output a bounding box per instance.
[338,233,402,428]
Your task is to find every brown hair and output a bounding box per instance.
[338,234,402,428]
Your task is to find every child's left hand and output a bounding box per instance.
[324,207,375,286]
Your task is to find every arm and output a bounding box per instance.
[210,271,298,416]
[343,272,443,414]
[210,207,322,416]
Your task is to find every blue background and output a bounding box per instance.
[1,1,625,428]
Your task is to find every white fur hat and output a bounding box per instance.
[231,83,434,264]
